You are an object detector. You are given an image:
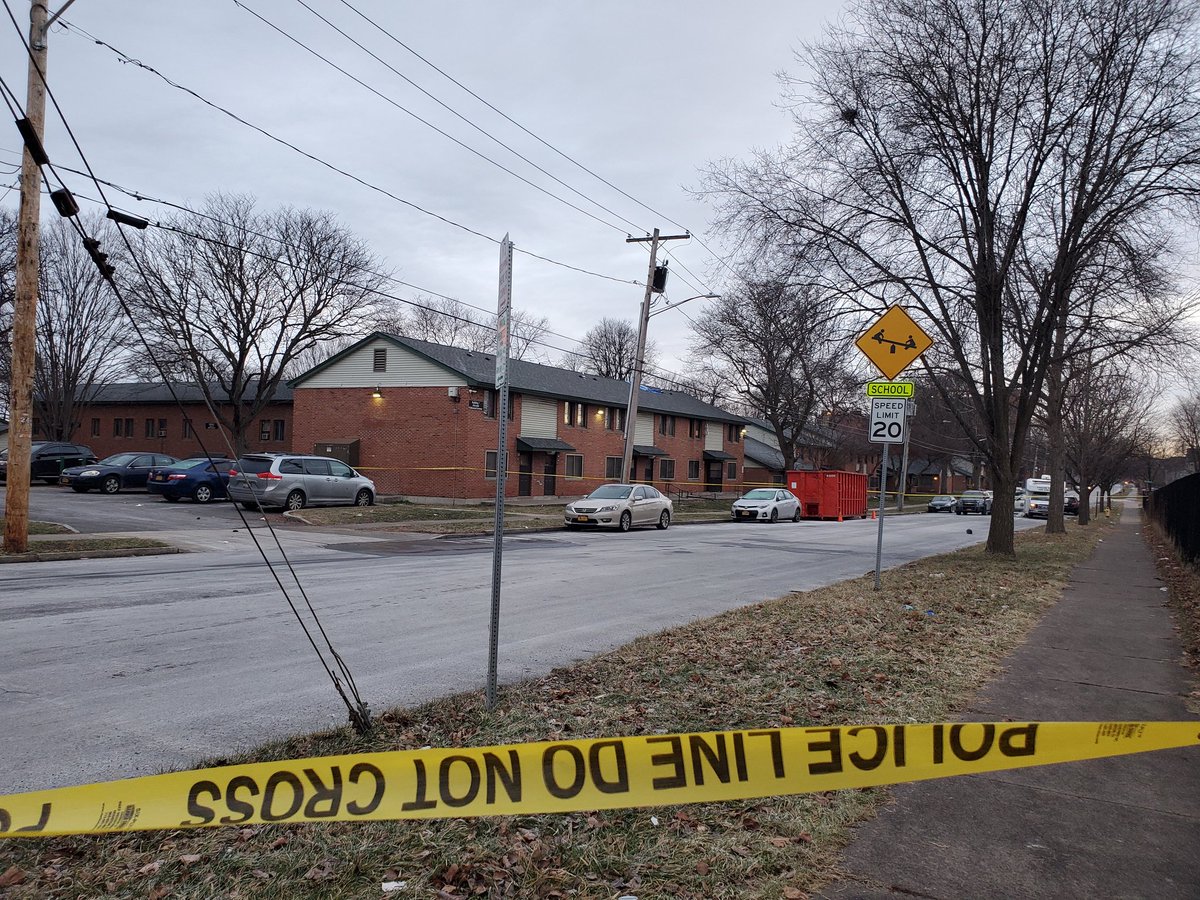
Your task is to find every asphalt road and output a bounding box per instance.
[7,481,252,534]
[0,505,1040,794]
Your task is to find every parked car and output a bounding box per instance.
[563,483,672,531]
[226,454,375,510]
[927,495,956,513]
[59,452,178,493]
[1065,493,1080,516]
[731,488,800,523]
[955,490,992,515]
[147,457,234,503]
[1013,488,1028,514]
[0,441,96,485]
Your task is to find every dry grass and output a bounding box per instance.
[0,520,73,536]
[1143,517,1200,714]
[0,537,170,560]
[0,521,1111,898]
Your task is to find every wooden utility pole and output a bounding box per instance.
[620,229,688,483]
[5,0,50,554]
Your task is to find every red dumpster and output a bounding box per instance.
[786,470,868,520]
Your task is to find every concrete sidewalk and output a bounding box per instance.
[821,505,1200,899]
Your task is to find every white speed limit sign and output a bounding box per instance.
[868,398,907,444]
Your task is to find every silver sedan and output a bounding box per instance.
[564,483,673,532]
[731,487,801,523]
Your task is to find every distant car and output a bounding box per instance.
[147,457,234,504]
[1065,493,1080,516]
[1013,488,1028,514]
[731,488,800,523]
[1025,493,1050,518]
[226,453,375,511]
[927,495,956,513]
[564,483,672,532]
[0,441,97,484]
[955,490,992,515]
[59,452,178,494]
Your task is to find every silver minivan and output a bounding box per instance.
[227,453,375,511]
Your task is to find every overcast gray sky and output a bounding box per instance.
[1,0,846,376]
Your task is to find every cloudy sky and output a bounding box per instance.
[1,0,846,376]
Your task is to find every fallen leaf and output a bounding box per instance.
[0,866,26,887]
[178,854,202,865]
[250,869,272,880]
[695,861,710,875]
[770,837,792,848]
[304,859,336,881]
[270,836,289,850]
[783,888,808,899]
[147,886,169,900]
[138,861,162,876]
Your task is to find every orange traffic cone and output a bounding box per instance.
[871,509,877,520]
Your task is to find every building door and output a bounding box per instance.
[643,457,654,484]
[543,454,557,496]
[705,460,723,492]
[518,452,533,496]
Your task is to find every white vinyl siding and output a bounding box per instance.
[634,412,654,444]
[301,339,467,388]
[705,421,725,451]
[520,397,558,438]
[745,422,778,447]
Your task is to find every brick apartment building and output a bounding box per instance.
[290,333,749,500]
[61,383,294,460]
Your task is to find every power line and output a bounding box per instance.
[58,20,643,289]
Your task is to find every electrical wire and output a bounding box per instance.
[2,0,373,733]
[56,20,642,288]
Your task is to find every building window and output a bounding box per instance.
[484,390,513,419]
[124,418,134,438]
[373,347,387,372]
[564,401,587,427]
[688,460,701,480]
[727,462,738,480]
[260,420,271,441]
[659,459,676,480]
[183,418,194,438]
[727,423,741,443]
[659,415,676,436]
[145,418,156,439]
[90,418,100,437]
[273,419,286,442]
[484,450,499,479]
[604,406,626,432]
[605,456,623,480]
[689,418,704,438]
[158,418,167,437]
[112,418,121,438]
[565,454,583,479]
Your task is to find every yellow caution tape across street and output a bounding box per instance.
[1,722,1196,838]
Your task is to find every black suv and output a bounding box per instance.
[0,441,97,484]
[954,490,992,515]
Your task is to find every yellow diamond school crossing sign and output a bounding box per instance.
[855,306,934,381]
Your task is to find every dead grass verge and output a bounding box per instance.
[0,522,1110,898]
[1142,517,1200,712]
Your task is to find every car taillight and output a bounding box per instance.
[228,469,239,476]
[257,472,282,479]
[168,474,187,480]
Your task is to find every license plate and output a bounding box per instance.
[575,515,588,522]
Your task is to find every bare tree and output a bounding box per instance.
[704,0,1200,555]
[384,295,550,362]
[125,194,387,453]
[32,216,130,439]
[563,317,658,381]
[691,276,856,470]
[1168,390,1200,473]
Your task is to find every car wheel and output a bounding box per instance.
[769,508,779,523]
[618,511,632,532]
[792,507,801,522]
[354,489,373,507]
[101,475,121,494]
[71,486,88,493]
[657,510,670,530]
[193,485,213,504]
[285,490,306,511]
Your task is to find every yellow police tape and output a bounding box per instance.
[1,722,1196,838]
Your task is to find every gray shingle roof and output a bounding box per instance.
[295,333,745,424]
[79,381,293,404]
[743,436,786,471]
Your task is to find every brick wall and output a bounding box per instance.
[66,402,294,460]
[295,387,746,500]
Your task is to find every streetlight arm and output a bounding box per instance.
[648,293,720,318]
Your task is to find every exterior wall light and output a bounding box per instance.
[371,386,383,399]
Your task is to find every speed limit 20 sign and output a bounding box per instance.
[868,398,907,444]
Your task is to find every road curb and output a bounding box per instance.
[0,545,185,564]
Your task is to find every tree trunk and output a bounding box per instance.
[986,471,1017,556]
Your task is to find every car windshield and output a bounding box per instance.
[934,496,953,501]
[963,491,985,498]
[742,489,777,500]
[171,458,213,470]
[99,453,142,466]
[588,485,632,500]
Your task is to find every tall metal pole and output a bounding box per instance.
[896,400,914,512]
[486,235,513,710]
[874,442,890,590]
[4,0,50,554]
[621,230,688,483]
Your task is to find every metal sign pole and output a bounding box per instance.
[486,235,513,710]
[874,441,889,590]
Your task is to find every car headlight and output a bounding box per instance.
[599,504,617,511]
[80,469,100,476]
